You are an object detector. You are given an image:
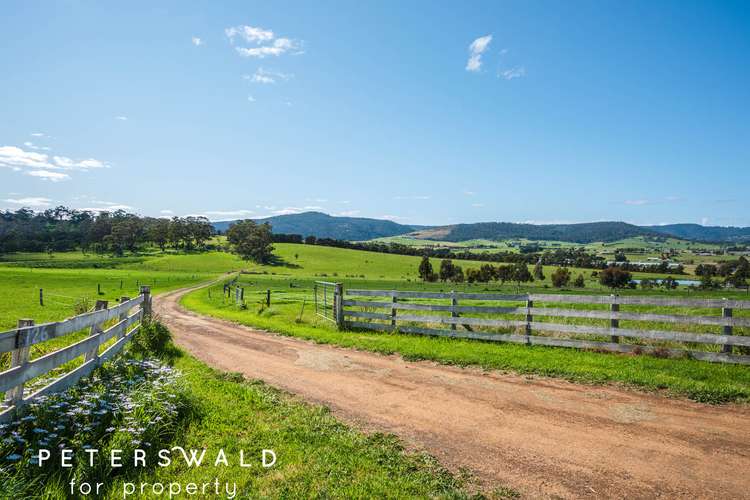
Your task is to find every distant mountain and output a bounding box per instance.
[409,221,653,244]
[212,212,422,240]
[212,212,750,244]
[645,224,750,243]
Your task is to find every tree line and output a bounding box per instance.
[0,207,214,255]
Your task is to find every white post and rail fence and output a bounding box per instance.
[0,286,152,423]
[323,284,750,365]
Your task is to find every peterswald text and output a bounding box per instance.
[35,447,277,498]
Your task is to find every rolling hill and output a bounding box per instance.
[645,224,750,243]
[409,221,654,244]
[211,212,422,240]
[212,212,750,244]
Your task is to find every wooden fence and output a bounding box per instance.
[0,286,152,423]
[341,289,750,365]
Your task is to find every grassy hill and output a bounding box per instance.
[212,211,421,240]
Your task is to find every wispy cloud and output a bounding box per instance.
[624,199,650,206]
[30,132,45,137]
[247,95,256,102]
[499,66,526,80]
[462,190,476,196]
[160,209,174,215]
[226,25,302,59]
[244,67,292,84]
[225,25,274,44]
[623,196,682,206]
[471,203,485,208]
[0,145,110,182]
[3,196,53,208]
[466,34,492,72]
[27,170,70,182]
[379,214,406,221]
[191,36,203,46]
[336,210,360,217]
[115,116,128,121]
[203,209,255,217]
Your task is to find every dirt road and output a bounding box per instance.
[156,286,750,498]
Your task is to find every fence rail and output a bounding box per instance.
[0,287,152,423]
[340,289,750,365]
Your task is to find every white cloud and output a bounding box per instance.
[52,156,108,170]
[247,95,256,102]
[225,25,274,44]
[466,34,492,72]
[500,66,526,80]
[227,24,302,59]
[462,190,476,196]
[624,199,650,206]
[3,197,53,208]
[236,38,300,58]
[379,214,406,221]
[0,145,110,182]
[27,170,70,182]
[336,210,360,217]
[191,37,203,46]
[115,116,128,121]
[245,67,292,84]
[471,203,484,208]
[30,132,45,137]
[160,209,174,215]
[0,146,52,169]
[701,217,710,226]
[203,209,255,217]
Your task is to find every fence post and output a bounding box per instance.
[334,283,344,329]
[391,291,398,327]
[140,286,152,318]
[722,299,733,354]
[4,319,34,407]
[450,291,458,331]
[525,297,533,344]
[266,289,271,307]
[39,288,44,306]
[610,294,620,343]
[84,300,108,363]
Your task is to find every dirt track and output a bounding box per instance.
[156,286,750,499]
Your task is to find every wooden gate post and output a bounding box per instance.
[140,286,152,318]
[450,291,458,331]
[610,294,620,343]
[722,299,733,354]
[334,283,344,329]
[391,292,398,327]
[4,319,34,407]
[525,297,533,344]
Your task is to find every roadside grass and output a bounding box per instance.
[3,319,477,499]
[183,278,750,404]
[106,353,475,499]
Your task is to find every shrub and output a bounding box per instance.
[130,318,173,357]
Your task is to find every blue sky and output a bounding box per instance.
[1,1,748,226]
